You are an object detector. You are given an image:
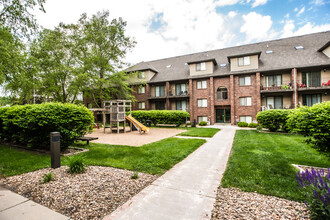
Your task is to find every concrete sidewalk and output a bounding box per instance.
[104,126,237,220]
[0,186,69,220]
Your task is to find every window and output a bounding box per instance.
[155,86,165,97]
[155,101,165,110]
[266,96,283,109]
[197,80,207,89]
[138,102,145,109]
[266,75,282,87]
[198,116,208,123]
[302,71,321,87]
[197,99,207,107]
[138,71,145,79]
[302,94,321,106]
[217,87,228,100]
[240,116,252,123]
[238,56,250,66]
[176,100,187,111]
[239,76,251,86]
[239,97,252,106]
[138,86,145,94]
[175,83,187,96]
[196,62,206,71]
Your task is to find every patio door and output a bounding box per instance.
[216,108,231,123]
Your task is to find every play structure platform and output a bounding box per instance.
[89,100,149,134]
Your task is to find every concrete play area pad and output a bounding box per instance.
[84,128,186,146]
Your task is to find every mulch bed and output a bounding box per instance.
[211,187,309,219]
[0,166,157,219]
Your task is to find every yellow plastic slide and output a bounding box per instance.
[125,115,150,134]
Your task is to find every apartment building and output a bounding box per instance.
[127,31,330,125]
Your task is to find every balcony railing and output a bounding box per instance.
[261,105,294,111]
[296,79,330,89]
[260,81,293,91]
[168,91,189,97]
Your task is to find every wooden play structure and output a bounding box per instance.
[90,100,149,134]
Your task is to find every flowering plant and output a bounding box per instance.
[296,168,330,219]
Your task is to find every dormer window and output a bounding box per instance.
[138,71,145,79]
[238,56,250,66]
[196,62,206,71]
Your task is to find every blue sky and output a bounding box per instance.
[33,0,330,64]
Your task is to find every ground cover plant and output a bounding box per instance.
[221,130,330,201]
[178,127,220,137]
[0,137,205,176]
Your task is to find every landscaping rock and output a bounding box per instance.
[211,187,309,219]
[0,166,157,220]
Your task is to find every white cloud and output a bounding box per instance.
[284,13,290,19]
[294,8,298,12]
[240,12,274,42]
[251,0,268,8]
[296,7,305,17]
[228,11,238,18]
[310,0,325,6]
[215,0,240,7]
[281,20,295,37]
[292,22,330,36]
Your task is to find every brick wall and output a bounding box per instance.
[131,85,149,110]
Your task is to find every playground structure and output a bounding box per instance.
[90,100,149,134]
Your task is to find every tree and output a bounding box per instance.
[77,11,136,107]
[30,25,83,103]
[0,0,46,36]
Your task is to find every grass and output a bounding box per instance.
[178,127,220,137]
[67,138,206,175]
[0,137,206,177]
[0,145,50,177]
[221,130,330,202]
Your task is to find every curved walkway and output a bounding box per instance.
[104,125,238,220]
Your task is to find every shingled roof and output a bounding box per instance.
[127,31,330,83]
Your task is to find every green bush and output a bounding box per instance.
[237,122,248,127]
[256,109,292,132]
[131,110,190,126]
[248,122,258,128]
[0,103,94,150]
[199,121,207,126]
[67,156,86,174]
[287,102,330,155]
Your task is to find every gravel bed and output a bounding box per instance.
[211,187,310,219]
[0,166,157,219]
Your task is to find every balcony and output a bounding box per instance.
[168,91,189,98]
[297,79,330,91]
[260,81,293,93]
[261,105,294,111]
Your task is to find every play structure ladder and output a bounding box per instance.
[125,115,149,134]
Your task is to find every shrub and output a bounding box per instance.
[287,102,330,155]
[237,122,248,127]
[248,122,258,128]
[0,103,94,150]
[131,110,190,126]
[256,125,263,131]
[42,172,55,184]
[67,156,86,174]
[131,172,139,179]
[199,121,207,126]
[256,109,292,132]
[296,168,330,219]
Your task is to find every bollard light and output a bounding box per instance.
[50,132,61,168]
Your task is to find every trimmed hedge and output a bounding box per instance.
[287,102,330,155]
[248,122,258,128]
[199,121,207,126]
[256,109,292,132]
[0,103,94,150]
[237,122,248,127]
[131,110,190,126]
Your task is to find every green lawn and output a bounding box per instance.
[178,127,220,137]
[0,137,205,177]
[0,146,50,177]
[221,130,330,201]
